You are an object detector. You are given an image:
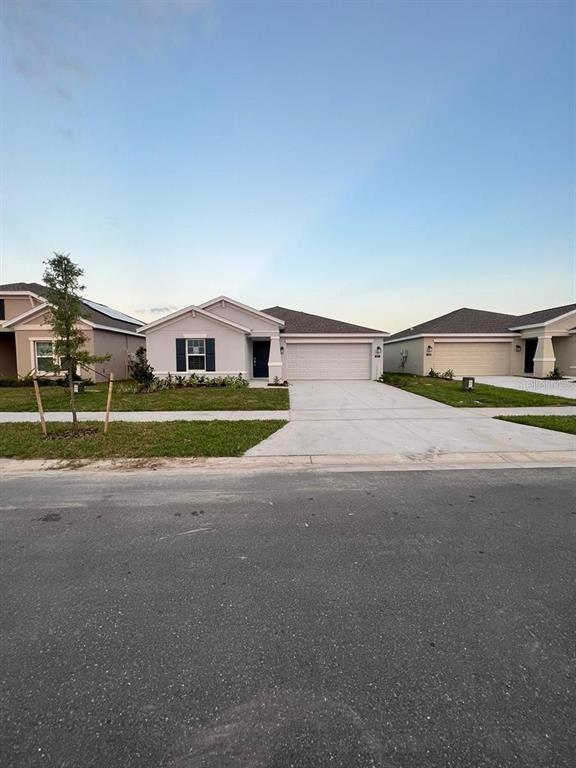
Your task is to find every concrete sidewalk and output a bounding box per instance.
[0,410,288,422]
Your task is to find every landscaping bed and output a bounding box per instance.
[0,420,287,459]
[495,415,576,436]
[379,373,576,407]
[0,383,290,412]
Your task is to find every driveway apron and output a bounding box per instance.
[245,381,576,457]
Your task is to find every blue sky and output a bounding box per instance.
[0,0,574,332]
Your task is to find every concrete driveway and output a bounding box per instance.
[246,380,576,457]
[472,375,576,399]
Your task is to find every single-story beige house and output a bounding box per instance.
[0,282,144,381]
[383,304,576,378]
[141,296,388,383]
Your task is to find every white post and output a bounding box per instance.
[268,335,283,384]
[532,335,555,378]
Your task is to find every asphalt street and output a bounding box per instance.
[1,468,575,768]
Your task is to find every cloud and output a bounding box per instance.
[2,0,90,101]
[134,0,210,17]
[55,126,74,141]
[141,305,179,314]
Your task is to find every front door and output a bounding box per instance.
[252,340,270,378]
[524,338,538,374]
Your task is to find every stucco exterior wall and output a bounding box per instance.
[383,338,426,374]
[92,331,143,380]
[14,319,95,378]
[554,336,576,375]
[145,312,248,375]
[0,333,17,377]
[1,294,43,322]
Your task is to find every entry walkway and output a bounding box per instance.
[471,376,576,399]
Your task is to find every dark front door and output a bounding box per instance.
[524,338,538,374]
[253,340,270,378]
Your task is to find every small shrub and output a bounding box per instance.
[428,368,441,378]
[122,372,249,392]
[442,369,454,381]
[0,375,91,388]
[129,346,155,389]
[547,367,563,380]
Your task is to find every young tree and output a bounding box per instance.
[129,346,155,389]
[42,253,109,427]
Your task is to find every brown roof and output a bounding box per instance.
[509,303,576,328]
[0,282,143,331]
[386,308,518,342]
[262,306,386,334]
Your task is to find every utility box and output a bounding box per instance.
[73,382,85,394]
[462,376,475,391]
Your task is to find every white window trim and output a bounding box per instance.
[186,338,207,372]
[30,338,60,376]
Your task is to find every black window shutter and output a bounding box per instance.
[205,338,216,371]
[0,299,4,321]
[176,338,186,371]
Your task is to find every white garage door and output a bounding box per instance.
[433,343,510,376]
[285,343,372,380]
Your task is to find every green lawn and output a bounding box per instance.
[495,415,576,435]
[379,373,576,407]
[0,383,290,412]
[0,420,287,459]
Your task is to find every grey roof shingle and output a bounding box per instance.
[262,306,386,335]
[387,303,576,341]
[386,308,519,342]
[509,303,576,328]
[0,281,48,297]
[0,282,142,331]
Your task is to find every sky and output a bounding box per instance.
[0,0,574,332]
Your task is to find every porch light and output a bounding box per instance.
[280,345,284,354]
[515,344,521,351]
[426,345,433,356]
[375,346,382,357]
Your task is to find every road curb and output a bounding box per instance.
[1,450,575,476]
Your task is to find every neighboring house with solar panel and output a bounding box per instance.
[0,282,144,380]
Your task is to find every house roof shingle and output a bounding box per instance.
[261,306,386,335]
[509,303,576,328]
[387,303,576,341]
[0,281,48,297]
[386,308,519,342]
[0,282,143,331]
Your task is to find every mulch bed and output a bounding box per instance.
[43,427,101,441]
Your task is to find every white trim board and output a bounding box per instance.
[384,333,517,344]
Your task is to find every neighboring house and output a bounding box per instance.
[0,282,144,381]
[383,304,576,378]
[141,296,388,383]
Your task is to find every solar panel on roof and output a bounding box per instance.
[83,299,143,326]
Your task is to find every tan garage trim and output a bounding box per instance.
[285,342,371,380]
[433,342,511,376]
